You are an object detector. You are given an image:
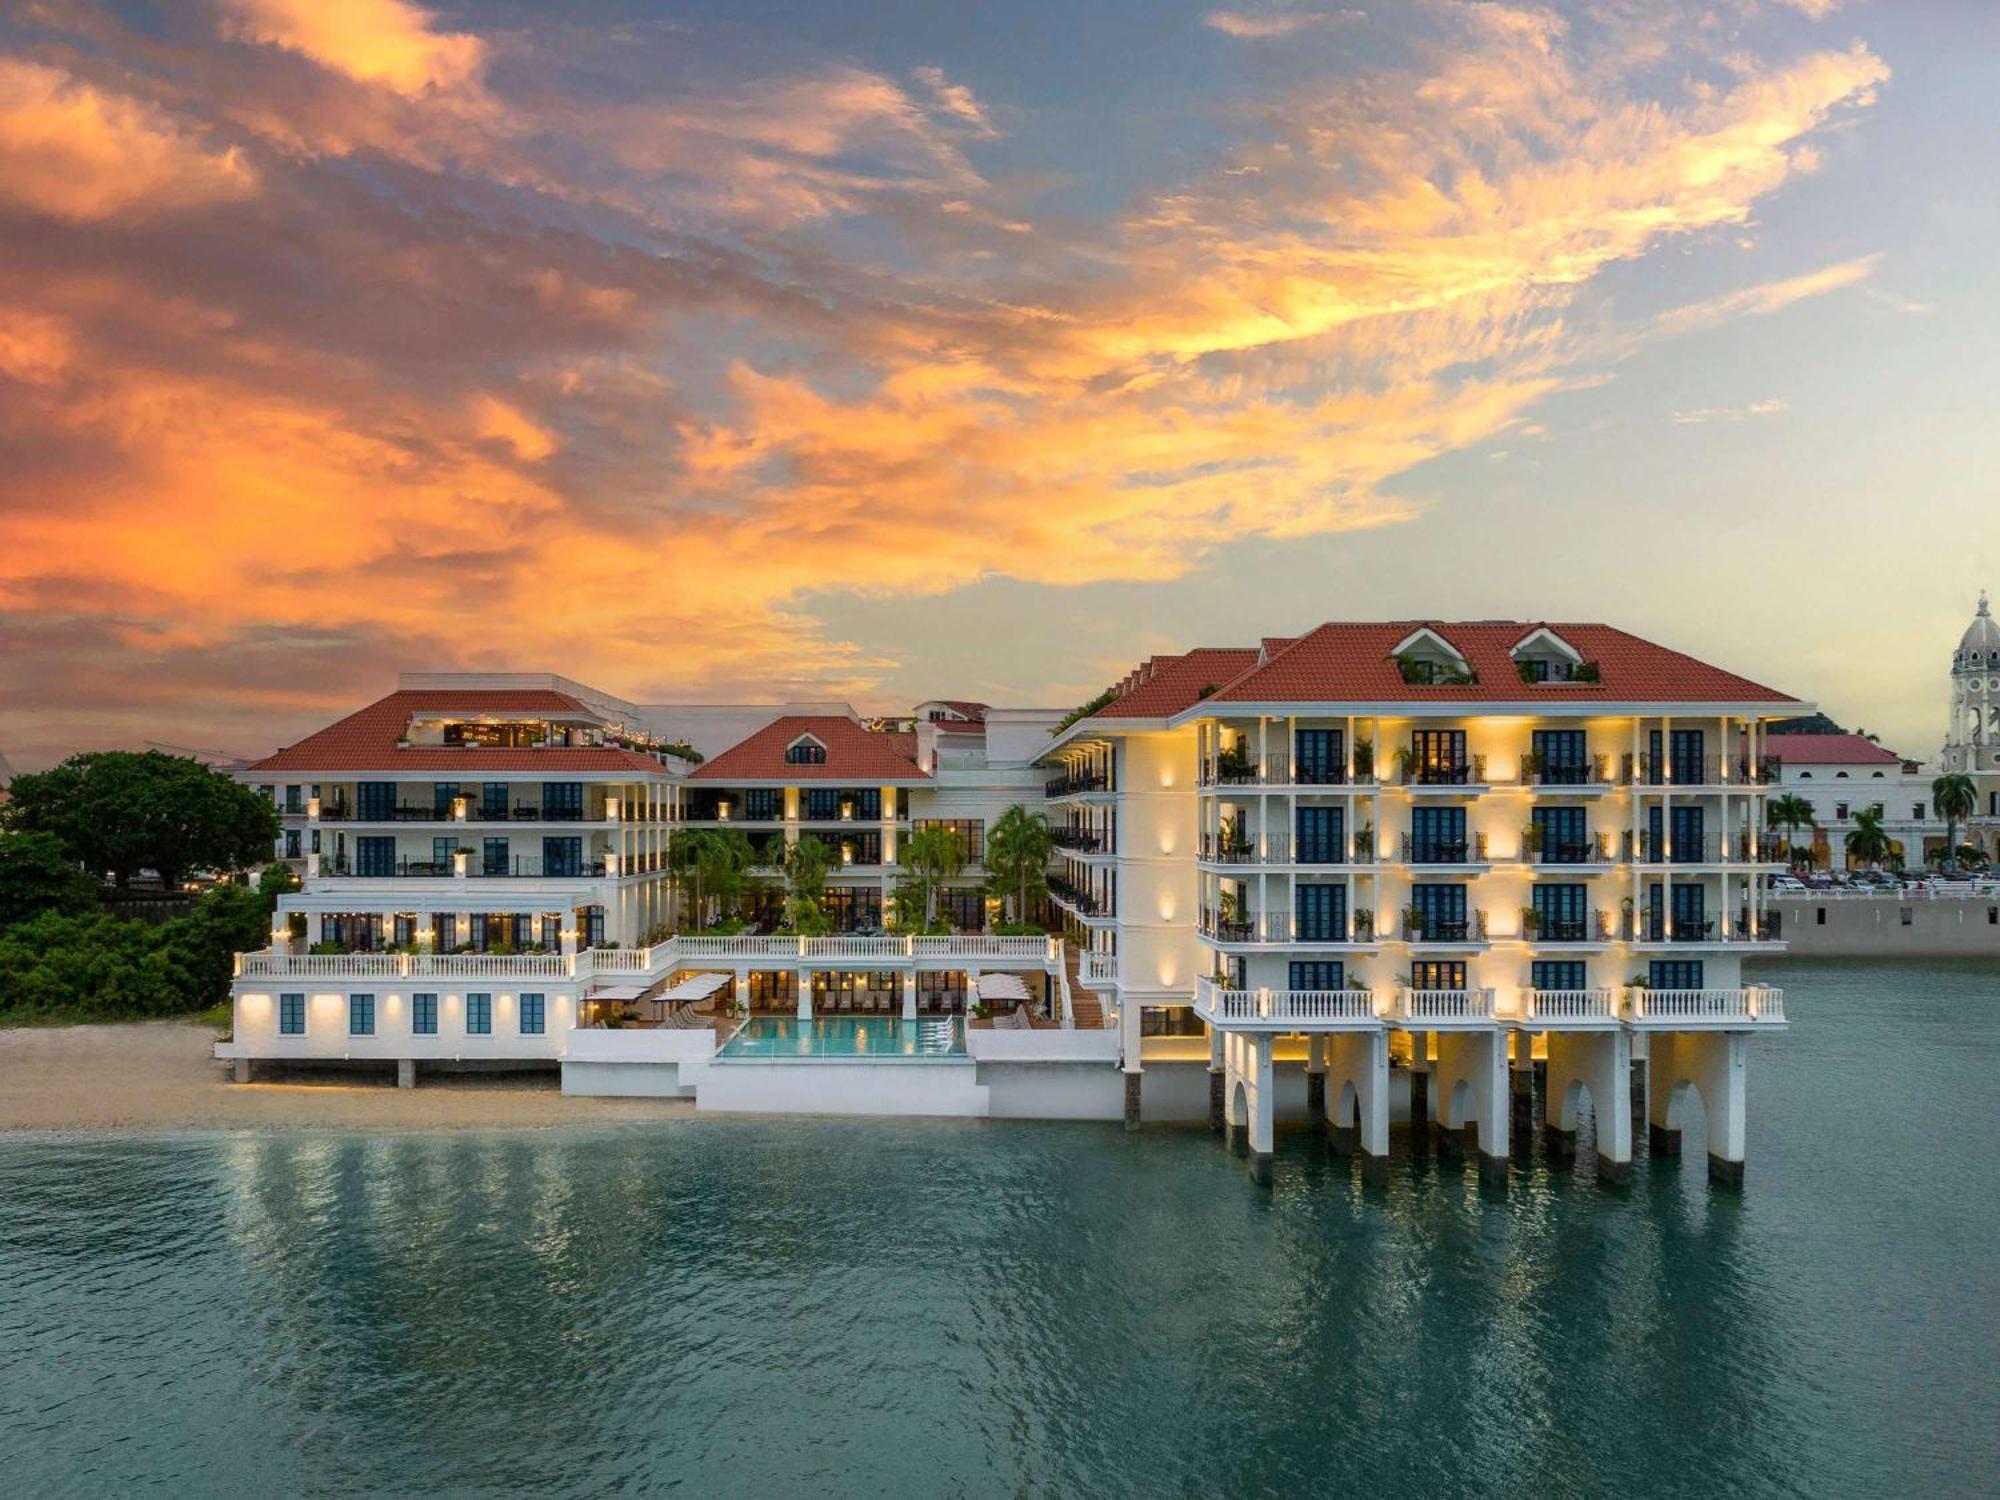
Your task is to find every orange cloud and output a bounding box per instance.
[0,1,1895,761]
[0,59,256,222]
[219,0,483,97]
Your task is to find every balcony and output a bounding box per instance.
[317,802,605,824]
[1048,874,1112,919]
[1398,753,1487,790]
[1051,828,1107,853]
[1197,752,1375,788]
[1517,756,1619,790]
[1395,987,1496,1024]
[1079,950,1119,986]
[1632,911,1782,945]
[1522,831,1615,867]
[1045,771,1110,798]
[1398,910,1488,945]
[1626,986,1786,1027]
[1197,909,1376,946]
[1400,832,1489,867]
[1193,975,1380,1028]
[1518,910,1615,944]
[1635,754,1778,788]
[1630,833,1787,866]
[1198,832,1374,866]
[320,856,612,880]
[1517,987,1619,1025]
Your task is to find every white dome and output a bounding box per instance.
[1957,592,2000,664]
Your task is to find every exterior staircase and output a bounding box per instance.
[1064,944,1107,1028]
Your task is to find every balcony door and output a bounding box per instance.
[1532,729,1588,783]
[1533,805,1588,862]
[543,836,583,878]
[1294,728,1343,784]
[354,836,395,877]
[1411,960,1466,990]
[1411,729,1465,780]
[1532,882,1588,940]
[356,782,395,821]
[1295,884,1346,941]
[1648,959,1704,989]
[1531,960,1587,990]
[1295,805,1344,864]
[1288,960,1343,990]
[1411,805,1465,862]
[1410,883,1466,938]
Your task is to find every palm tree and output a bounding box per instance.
[1932,773,1977,872]
[669,827,754,929]
[899,825,967,928]
[782,835,832,933]
[1843,807,1893,871]
[1766,792,1817,867]
[984,804,1053,925]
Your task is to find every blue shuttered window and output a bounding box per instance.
[279,993,305,1035]
[466,993,492,1035]
[349,993,375,1036]
[412,993,438,1035]
[520,993,545,1035]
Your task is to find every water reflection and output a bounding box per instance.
[0,961,1995,1496]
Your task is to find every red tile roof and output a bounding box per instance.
[689,716,930,782]
[1195,622,1799,707]
[244,691,670,775]
[1766,733,1904,766]
[1095,647,1262,719]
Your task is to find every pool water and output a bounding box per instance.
[717,1015,966,1061]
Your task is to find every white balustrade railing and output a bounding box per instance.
[1194,977,1377,1023]
[1080,951,1118,985]
[1397,987,1494,1022]
[1630,987,1784,1022]
[1523,987,1616,1021]
[237,933,1063,985]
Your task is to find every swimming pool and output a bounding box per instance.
[716,1016,967,1062]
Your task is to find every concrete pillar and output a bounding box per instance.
[1305,1033,1327,1123]
[1327,1030,1389,1185]
[1123,1069,1143,1131]
[1242,1031,1275,1184]
[397,1058,416,1089]
[1545,1029,1633,1183]
[901,970,917,1021]
[1511,1030,1536,1139]
[1207,1026,1225,1134]
[1407,1030,1432,1149]
[1647,1033,1681,1157]
[1433,1029,1510,1185]
[233,1057,253,1084]
[1676,1031,1749,1185]
[305,912,323,945]
[796,969,813,1021]
[1223,1035,1247,1155]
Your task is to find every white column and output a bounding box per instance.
[796,968,813,1021]
[1546,1029,1633,1182]
[901,970,917,1021]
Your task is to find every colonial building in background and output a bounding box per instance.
[1942,591,2000,862]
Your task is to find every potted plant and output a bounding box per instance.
[1519,906,1542,939]
[1353,908,1374,941]
[1401,903,1426,938]
[1522,821,1544,856]
[1353,739,1374,778]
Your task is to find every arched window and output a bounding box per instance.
[1835,771,1849,779]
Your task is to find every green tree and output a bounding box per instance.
[781,836,833,933]
[1931,773,1977,871]
[0,830,99,930]
[1843,807,1893,870]
[984,805,1053,925]
[1766,793,1818,867]
[897,825,966,928]
[1,751,278,888]
[670,827,756,929]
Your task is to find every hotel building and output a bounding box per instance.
[222,622,1801,1185]
[1040,620,1797,1183]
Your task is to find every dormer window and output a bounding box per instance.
[1510,627,1599,684]
[1392,628,1477,686]
[785,735,828,765]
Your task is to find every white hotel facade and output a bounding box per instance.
[223,621,1801,1186]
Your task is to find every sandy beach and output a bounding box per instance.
[0,1023,695,1133]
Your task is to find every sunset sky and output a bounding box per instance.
[1,0,1993,770]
